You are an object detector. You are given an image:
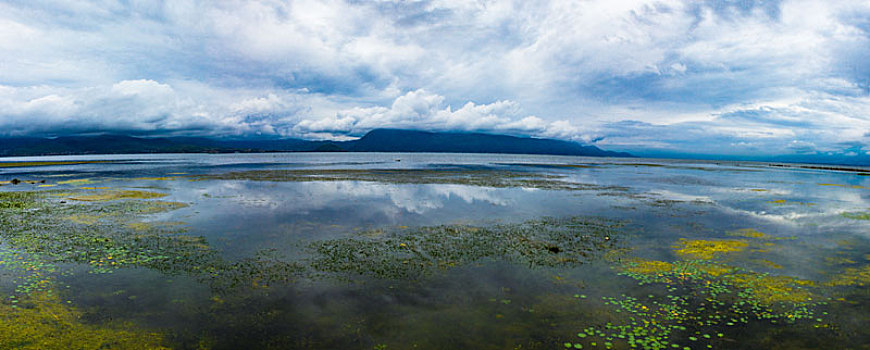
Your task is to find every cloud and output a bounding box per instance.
[291,89,591,141]
[0,80,314,137]
[0,0,868,157]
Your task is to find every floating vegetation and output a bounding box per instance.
[126,221,188,232]
[572,249,826,350]
[0,247,168,349]
[767,199,814,206]
[818,183,870,190]
[56,178,97,185]
[0,291,167,349]
[195,168,630,192]
[840,211,870,220]
[672,239,748,260]
[132,177,181,181]
[310,217,624,280]
[728,273,815,304]
[754,259,784,269]
[730,228,768,239]
[826,265,870,287]
[727,228,794,241]
[0,191,41,210]
[64,213,107,225]
[67,190,168,202]
[0,189,300,297]
[623,259,673,275]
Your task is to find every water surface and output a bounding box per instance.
[1,153,869,349]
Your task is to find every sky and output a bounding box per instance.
[1,0,869,158]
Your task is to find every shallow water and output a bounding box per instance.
[1,153,869,349]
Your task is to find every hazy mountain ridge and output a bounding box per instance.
[0,129,632,158]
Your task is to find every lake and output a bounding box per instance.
[1,153,869,349]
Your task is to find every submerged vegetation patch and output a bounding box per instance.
[672,239,748,260]
[840,211,870,220]
[826,265,870,287]
[0,292,167,350]
[195,168,630,191]
[0,189,301,290]
[67,189,168,202]
[0,248,167,349]
[568,230,830,350]
[818,183,870,190]
[310,217,625,280]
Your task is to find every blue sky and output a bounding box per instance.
[1,0,869,158]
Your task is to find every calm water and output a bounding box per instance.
[1,153,869,349]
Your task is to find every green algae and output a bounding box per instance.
[577,259,825,350]
[569,228,835,350]
[818,183,870,190]
[623,259,674,275]
[672,239,748,260]
[0,247,168,349]
[730,228,769,239]
[0,291,167,349]
[56,178,97,186]
[64,213,108,225]
[826,265,870,286]
[67,189,168,202]
[841,211,870,220]
[0,189,303,298]
[0,191,41,210]
[767,199,815,206]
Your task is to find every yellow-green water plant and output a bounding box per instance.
[564,227,836,350]
[566,258,828,350]
[67,189,168,202]
[0,247,168,349]
[840,211,870,220]
[0,291,168,349]
[672,239,748,260]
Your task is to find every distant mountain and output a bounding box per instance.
[0,129,632,158]
[346,129,631,157]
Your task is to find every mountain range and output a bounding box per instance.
[0,129,632,158]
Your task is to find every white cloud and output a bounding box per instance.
[0,0,868,157]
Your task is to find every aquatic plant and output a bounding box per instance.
[826,265,870,286]
[0,247,168,349]
[766,199,815,206]
[672,239,748,260]
[310,217,625,280]
[568,257,826,350]
[818,183,870,190]
[0,191,41,210]
[56,178,97,185]
[195,168,631,192]
[67,189,168,202]
[840,211,870,220]
[0,189,302,297]
[0,291,167,349]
